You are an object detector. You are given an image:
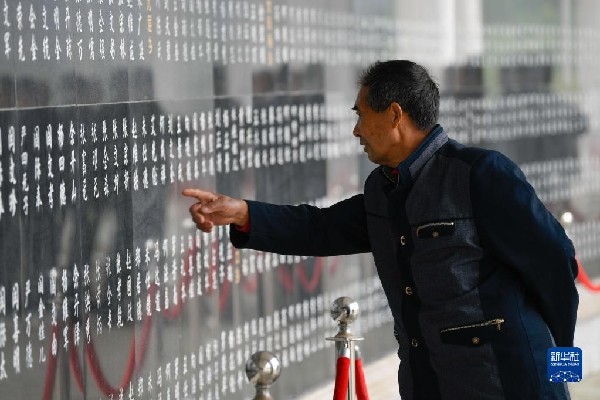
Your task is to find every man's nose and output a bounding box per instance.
[352,123,360,137]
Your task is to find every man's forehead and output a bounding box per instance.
[354,86,369,108]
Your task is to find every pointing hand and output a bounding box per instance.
[182,188,249,233]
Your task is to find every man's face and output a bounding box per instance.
[352,86,398,167]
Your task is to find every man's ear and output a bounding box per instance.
[389,102,403,126]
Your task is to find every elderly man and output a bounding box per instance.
[183,60,578,400]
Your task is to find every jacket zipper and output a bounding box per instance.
[416,221,455,236]
[440,318,505,333]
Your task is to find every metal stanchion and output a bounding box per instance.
[326,297,364,400]
[245,351,281,400]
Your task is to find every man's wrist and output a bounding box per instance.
[234,200,250,232]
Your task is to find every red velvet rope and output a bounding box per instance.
[44,249,597,400]
[68,325,84,393]
[277,258,326,294]
[355,358,369,400]
[333,355,351,400]
[277,266,295,292]
[42,247,340,399]
[219,279,232,311]
[42,324,61,400]
[297,259,324,293]
[241,273,258,293]
[85,330,135,396]
[577,257,600,292]
[67,288,156,397]
[45,242,196,399]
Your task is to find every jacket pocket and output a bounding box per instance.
[439,318,505,346]
[416,221,455,238]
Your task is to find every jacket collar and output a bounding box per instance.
[380,124,448,187]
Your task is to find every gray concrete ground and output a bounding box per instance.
[299,281,600,400]
[297,352,600,400]
[570,372,600,400]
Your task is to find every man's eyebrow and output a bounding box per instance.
[351,105,358,112]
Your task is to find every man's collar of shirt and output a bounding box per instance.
[384,124,448,187]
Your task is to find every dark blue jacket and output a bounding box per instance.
[230,126,579,400]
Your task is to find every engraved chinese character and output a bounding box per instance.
[0,322,5,348]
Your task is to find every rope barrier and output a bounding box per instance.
[39,240,345,399]
[277,257,329,294]
[354,347,370,400]
[41,248,597,399]
[332,345,370,400]
[43,243,195,399]
[577,257,600,292]
[68,326,84,393]
[297,259,324,293]
[42,324,61,400]
[333,347,351,400]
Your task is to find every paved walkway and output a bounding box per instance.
[570,372,600,400]
[297,351,400,400]
[297,351,600,400]
[299,281,600,400]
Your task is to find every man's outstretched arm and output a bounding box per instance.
[182,189,371,257]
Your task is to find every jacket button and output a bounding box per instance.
[411,338,419,347]
[400,235,407,246]
[405,286,413,296]
[471,337,480,345]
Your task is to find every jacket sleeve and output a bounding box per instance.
[228,194,371,256]
[470,151,579,347]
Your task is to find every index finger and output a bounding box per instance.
[182,188,217,202]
